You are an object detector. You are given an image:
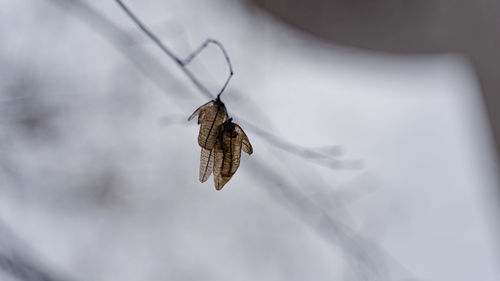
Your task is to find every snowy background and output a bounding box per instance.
[0,0,499,280]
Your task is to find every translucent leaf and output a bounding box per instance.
[187,100,208,123]
[213,120,251,190]
[199,147,215,182]
[188,99,227,150]
[236,124,253,155]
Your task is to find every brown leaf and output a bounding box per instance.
[213,120,252,190]
[188,99,227,150]
[199,147,215,182]
[236,124,253,155]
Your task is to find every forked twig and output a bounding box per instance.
[115,0,233,99]
[182,39,234,98]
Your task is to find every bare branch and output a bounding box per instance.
[0,220,72,281]
[116,0,235,100]
[182,39,234,98]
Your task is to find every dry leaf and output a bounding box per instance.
[199,147,215,182]
[239,125,253,155]
[213,120,253,190]
[188,99,227,150]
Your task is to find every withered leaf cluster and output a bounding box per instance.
[188,99,253,190]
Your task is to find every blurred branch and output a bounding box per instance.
[238,118,362,170]
[0,220,72,281]
[248,157,425,281]
[248,157,389,280]
[0,254,65,281]
[46,0,190,101]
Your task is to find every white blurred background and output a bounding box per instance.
[0,0,499,280]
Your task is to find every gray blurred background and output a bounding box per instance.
[0,0,499,281]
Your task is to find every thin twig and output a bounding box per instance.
[0,219,71,281]
[115,0,233,100]
[182,39,233,98]
[247,157,392,281]
[239,118,363,170]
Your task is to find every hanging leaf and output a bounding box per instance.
[238,125,253,155]
[199,147,215,182]
[188,99,227,150]
[213,119,252,190]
